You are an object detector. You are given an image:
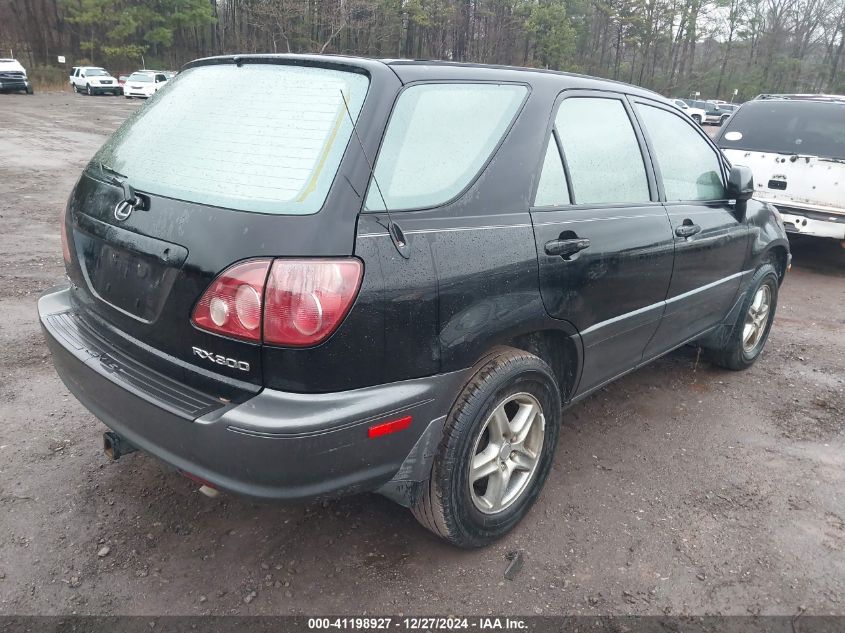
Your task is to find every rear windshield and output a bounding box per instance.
[719,101,845,160]
[92,63,369,215]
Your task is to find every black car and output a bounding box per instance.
[39,55,790,548]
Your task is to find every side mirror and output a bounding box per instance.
[727,165,754,201]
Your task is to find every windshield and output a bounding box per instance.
[86,68,108,76]
[128,72,153,82]
[719,100,845,160]
[92,63,369,215]
[0,60,25,73]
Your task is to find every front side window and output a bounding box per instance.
[365,83,527,211]
[555,97,650,205]
[92,64,369,215]
[636,103,726,201]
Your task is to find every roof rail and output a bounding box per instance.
[754,93,845,103]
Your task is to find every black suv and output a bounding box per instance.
[39,55,790,547]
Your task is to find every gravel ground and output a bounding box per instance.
[0,92,843,617]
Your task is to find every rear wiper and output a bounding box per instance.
[98,161,127,183]
[98,162,142,209]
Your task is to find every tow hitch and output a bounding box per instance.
[103,431,138,460]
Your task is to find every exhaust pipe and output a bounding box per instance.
[103,431,137,460]
[180,470,221,498]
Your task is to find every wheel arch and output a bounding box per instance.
[501,329,581,403]
[764,243,789,284]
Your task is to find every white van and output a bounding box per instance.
[716,95,845,242]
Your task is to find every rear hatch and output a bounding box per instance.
[63,59,372,397]
[718,99,845,216]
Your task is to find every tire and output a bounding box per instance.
[411,348,562,548]
[86,84,92,95]
[692,114,702,125]
[706,263,779,371]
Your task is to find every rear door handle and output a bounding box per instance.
[544,238,591,258]
[675,223,702,238]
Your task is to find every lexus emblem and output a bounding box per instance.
[114,200,135,221]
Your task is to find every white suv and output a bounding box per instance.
[717,95,845,242]
[0,58,33,94]
[70,66,120,95]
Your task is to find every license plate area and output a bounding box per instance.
[74,224,187,323]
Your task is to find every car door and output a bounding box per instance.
[631,98,750,360]
[530,92,675,395]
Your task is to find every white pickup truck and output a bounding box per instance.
[716,95,845,243]
[69,66,121,95]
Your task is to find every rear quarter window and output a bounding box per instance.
[365,83,527,211]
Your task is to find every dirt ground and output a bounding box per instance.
[0,92,844,617]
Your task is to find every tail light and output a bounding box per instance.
[60,205,71,264]
[191,258,362,347]
[264,259,363,347]
[192,260,271,342]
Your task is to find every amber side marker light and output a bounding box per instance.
[368,416,413,439]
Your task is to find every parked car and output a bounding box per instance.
[0,58,33,94]
[672,98,706,124]
[705,102,739,125]
[680,99,737,125]
[40,55,790,548]
[717,95,845,242]
[123,70,169,98]
[117,75,129,93]
[70,66,120,95]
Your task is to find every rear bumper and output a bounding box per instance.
[779,207,845,240]
[39,286,465,501]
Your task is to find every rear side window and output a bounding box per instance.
[555,98,650,205]
[534,136,570,207]
[636,104,726,201]
[92,64,369,215]
[365,83,527,211]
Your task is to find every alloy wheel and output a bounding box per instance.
[469,392,545,514]
[743,284,772,354]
